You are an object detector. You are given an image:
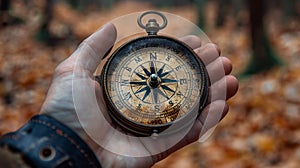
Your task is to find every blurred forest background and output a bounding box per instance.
[0,0,299,167]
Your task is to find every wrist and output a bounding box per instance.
[42,111,102,154]
[0,115,101,168]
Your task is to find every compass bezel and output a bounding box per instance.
[101,35,210,136]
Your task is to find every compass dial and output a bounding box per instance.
[102,36,209,136]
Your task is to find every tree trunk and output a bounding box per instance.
[195,0,206,29]
[242,0,282,76]
[35,0,55,45]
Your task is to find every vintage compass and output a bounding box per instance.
[100,11,210,136]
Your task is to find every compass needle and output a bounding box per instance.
[157,87,169,99]
[150,61,157,74]
[135,72,147,80]
[161,79,178,83]
[160,70,172,78]
[141,65,151,76]
[161,85,175,93]
[157,64,166,76]
[135,86,149,94]
[141,87,151,101]
[152,89,159,104]
[130,81,147,85]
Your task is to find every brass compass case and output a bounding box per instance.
[100,11,210,136]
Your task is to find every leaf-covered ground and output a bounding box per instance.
[0,1,299,167]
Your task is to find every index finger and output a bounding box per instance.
[77,23,117,73]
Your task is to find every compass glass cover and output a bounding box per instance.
[103,36,208,129]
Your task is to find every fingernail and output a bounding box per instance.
[87,23,111,40]
[96,22,113,33]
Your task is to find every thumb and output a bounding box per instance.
[75,22,117,73]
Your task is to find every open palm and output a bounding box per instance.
[41,23,238,168]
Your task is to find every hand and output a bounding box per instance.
[41,23,238,167]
